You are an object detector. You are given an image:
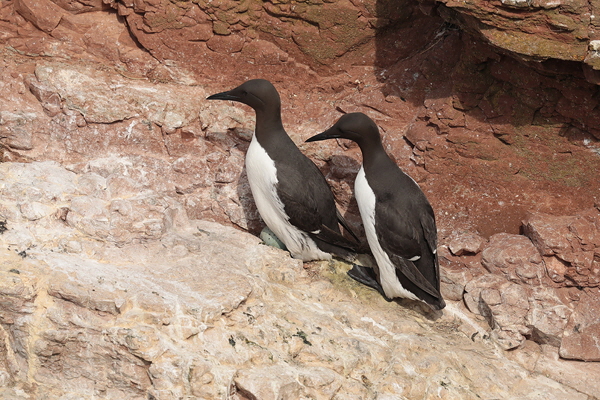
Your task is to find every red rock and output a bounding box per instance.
[527,287,572,347]
[404,119,438,147]
[464,274,507,315]
[543,256,570,285]
[481,233,545,285]
[49,23,86,52]
[56,12,94,34]
[439,246,483,301]
[559,290,600,361]
[446,230,486,256]
[14,0,65,33]
[25,76,62,117]
[206,33,245,54]
[437,0,590,69]
[241,40,289,65]
[173,23,213,42]
[82,12,130,62]
[523,210,600,288]
[51,0,105,14]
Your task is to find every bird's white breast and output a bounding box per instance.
[355,166,418,300]
[245,135,330,261]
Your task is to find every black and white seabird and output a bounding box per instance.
[207,79,358,261]
[306,112,445,310]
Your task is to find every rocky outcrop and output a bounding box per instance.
[481,233,545,285]
[445,208,600,358]
[1,0,600,397]
[1,160,599,399]
[2,0,600,237]
[523,210,600,288]
[430,0,600,78]
[560,292,600,361]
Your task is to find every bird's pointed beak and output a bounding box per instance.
[206,90,241,101]
[305,128,340,143]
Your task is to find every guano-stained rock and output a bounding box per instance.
[1,0,600,395]
[32,62,206,128]
[0,160,594,399]
[560,290,600,361]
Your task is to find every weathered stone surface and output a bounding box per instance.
[463,272,577,351]
[440,261,477,301]
[232,365,343,400]
[0,160,595,399]
[560,290,600,361]
[527,287,573,347]
[2,0,600,240]
[481,233,546,285]
[51,0,106,14]
[465,274,532,349]
[535,343,600,399]
[523,209,600,288]
[115,0,398,74]
[447,230,486,256]
[439,246,484,301]
[0,0,599,390]
[433,0,595,71]
[14,0,65,32]
[0,63,42,152]
[31,62,204,127]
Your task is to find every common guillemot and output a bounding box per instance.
[207,79,358,261]
[306,112,445,310]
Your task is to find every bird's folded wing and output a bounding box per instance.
[375,205,441,298]
[336,208,360,242]
[388,254,441,298]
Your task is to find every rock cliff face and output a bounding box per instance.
[1,0,600,398]
[432,0,600,73]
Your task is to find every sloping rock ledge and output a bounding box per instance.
[1,161,599,400]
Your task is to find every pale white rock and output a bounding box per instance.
[0,161,595,399]
[18,201,55,221]
[33,62,208,129]
[465,274,532,349]
[527,287,573,347]
[500,0,532,7]
[589,40,600,53]
[85,155,135,178]
[232,366,304,400]
[0,161,78,203]
[536,343,600,399]
[536,0,563,8]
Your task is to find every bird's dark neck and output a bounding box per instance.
[254,106,285,140]
[360,140,393,172]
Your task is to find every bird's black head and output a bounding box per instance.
[206,79,281,112]
[306,112,381,147]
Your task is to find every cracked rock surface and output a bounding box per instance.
[0,161,598,399]
[1,0,600,398]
